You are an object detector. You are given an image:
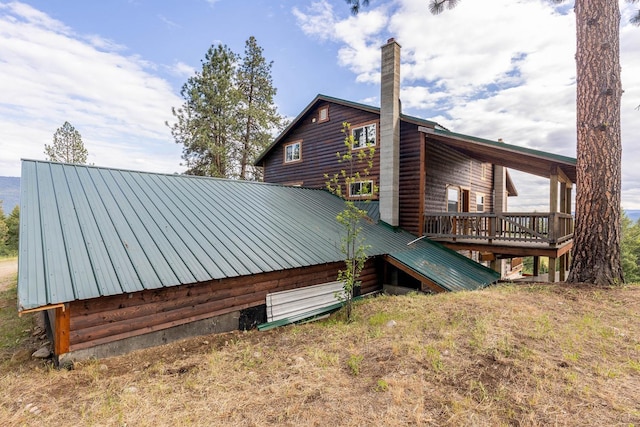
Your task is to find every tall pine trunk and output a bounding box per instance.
[567,0,624,284]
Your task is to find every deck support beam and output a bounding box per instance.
[54,305,70,356]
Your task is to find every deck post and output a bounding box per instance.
[559,254,567,281]
[533,256,540,277]
[54,305,70,356]
[548,257,557,282]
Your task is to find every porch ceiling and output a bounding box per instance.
[420,127,576,183]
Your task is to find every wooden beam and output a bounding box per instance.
[18,302,66,317]
[437,240,573,258]
[548,257,557,282]
[556,166,572,185]
[54,305,70,356]
[383,255,447,293]
[564,186,573,215]
[550,169,559,214]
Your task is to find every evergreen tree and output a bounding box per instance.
[621,211,640,283]
[0,202,8,256]
[236,36,283,180]
[5,206,19,254]
[45,121,88,164]
[169,44,240,177]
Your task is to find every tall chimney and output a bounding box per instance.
[380,38,401,227]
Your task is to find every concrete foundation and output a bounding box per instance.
[58,310,240,364]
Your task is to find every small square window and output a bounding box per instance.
[477,194,485,212]
[349,180,373,198]
[318,106,329,123]
[481,163,490,181]
[284,141,301,163]
[351,123,376,149]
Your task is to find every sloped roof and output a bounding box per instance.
[18,160,498,311]
[421,127,577,183]
[254,94,443,165]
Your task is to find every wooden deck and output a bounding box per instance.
[424,212,573,250]
[429,237,573,258]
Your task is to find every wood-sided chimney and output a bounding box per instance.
[380,38,401,227]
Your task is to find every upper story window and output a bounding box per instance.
[284,140,302,163]
[351,123,376,149]
[318,106,329,123]
[481,163,490,181]
[349,180,374,198]
[447,186,460,212]
[477,194,485,212]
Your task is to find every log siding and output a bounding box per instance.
[65,258,382,353]
[263,101,381,197]
[424,139,494,214]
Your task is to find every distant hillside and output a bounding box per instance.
[626,210,640,223]
[0,177,20,213]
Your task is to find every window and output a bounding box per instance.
[481,163,490,181]
[351,123,376,149]
[447,186,459,212]
[476,194,485,212]
[284,141,301,163]
[318,106,329,123]
[349,180,373,198]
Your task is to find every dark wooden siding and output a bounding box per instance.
[398,121,422,234]
[424,139,494,213]
[67,259,383,352]
[263,101,381,198]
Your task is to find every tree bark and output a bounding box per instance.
[567,0,624,284]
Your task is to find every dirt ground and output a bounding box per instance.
[0,258,17,292]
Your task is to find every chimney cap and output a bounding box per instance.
[387,37,395,43]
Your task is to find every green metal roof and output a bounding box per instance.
[390,240,500,292]
[18,160,498,311]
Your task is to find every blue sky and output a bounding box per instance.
[1,0,639,210]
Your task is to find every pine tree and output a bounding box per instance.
[5,206,19,254]
[169,44,240,177]
[0,202,8,256]
[621,211,640,283]
[45,121,88,164]
[236,36,283,180]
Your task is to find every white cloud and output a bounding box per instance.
[169,61,196,78]
[294,0,640,210]
[0,2,184,176]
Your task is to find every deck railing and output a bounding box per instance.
[423,212,574,245]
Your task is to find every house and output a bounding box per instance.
[256,38,576,281]
[17,160,499,362]
[16,39,574,363]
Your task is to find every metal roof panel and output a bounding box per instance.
[18,160,499,311]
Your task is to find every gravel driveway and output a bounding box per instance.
[0,258,18,292]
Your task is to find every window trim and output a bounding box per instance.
[481,163,490,181]
[283,140,302,164]
[446,185,460,212]
[349,180,374,199]
[350,121,378,150]
[318,106,329,123]
[476,193,485,212]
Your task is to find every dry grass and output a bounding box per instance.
[1,280,639,426]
